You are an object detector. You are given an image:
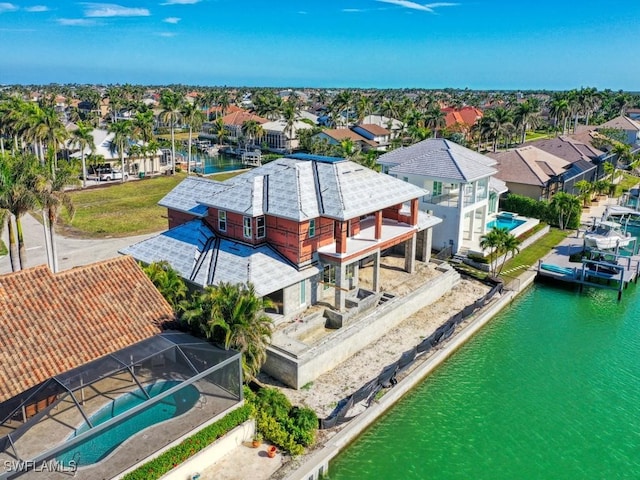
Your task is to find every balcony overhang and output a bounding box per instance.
[318,212,441,263]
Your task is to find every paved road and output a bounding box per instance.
[0,212,158,275]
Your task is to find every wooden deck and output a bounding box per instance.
[537,236,640,300]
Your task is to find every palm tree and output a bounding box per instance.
[496,233,520,276]
[181,102,205,175]
[282,101,297,152]
[142,260,188,312]
[132,110,155,143]
[550,192,580,230]
[0,153,40,270]
[425,106,446,138]
[480,227,504,277]
[71,121,95,188]
[575,179,594,207]
[108,120,133,183]
[514,99,540,144]
[548,96,570,135]
[34,161,77,272]
[182,282,274,382]
[160,90,184,175]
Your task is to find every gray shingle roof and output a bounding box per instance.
[120,220,319,296]
[376,138,497,182]
[159,176,229,216]
[166,158,427,222]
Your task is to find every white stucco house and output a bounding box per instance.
[377,139,507,254]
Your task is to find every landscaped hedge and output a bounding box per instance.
[122,403,252,480]
[502,194,580,229]
[245,386,317,456]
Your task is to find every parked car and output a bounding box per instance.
[96,168,128,182]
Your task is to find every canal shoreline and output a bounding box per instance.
[283,269,538,480]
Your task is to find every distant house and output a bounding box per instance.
[122,155,441,317]
[351,124,391,151]
[442,106,483,137]
[377,139,503,254]
[219,110,268,142]
[597,115,640,146]
[68,128,167,177]
[360,114,404,138]
[488,146,572,201]
[261,119,313,152]
[313,128,378,151]
[521,135,603,191]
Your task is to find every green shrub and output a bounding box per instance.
[248,387,318,456]
[123,404,252,480]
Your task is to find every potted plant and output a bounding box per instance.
[252,432,263,448]
[267,445,277,458]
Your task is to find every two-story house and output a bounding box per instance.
[122,154,442,318]
[377,139,504,254]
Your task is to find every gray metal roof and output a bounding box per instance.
[120,220,320,296]
[159,176,230,217]
[175,157,427,222]
[377,138,497,182]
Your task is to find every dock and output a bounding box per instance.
[536,237,640,300]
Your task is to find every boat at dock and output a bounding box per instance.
[583,220,635,250]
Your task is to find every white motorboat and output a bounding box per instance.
[584,220,635,250]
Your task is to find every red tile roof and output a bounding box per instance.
[221,110,268,126]
[0,256,174,402]
[443,106,483,128]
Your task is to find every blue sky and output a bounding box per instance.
[0,0,638,90]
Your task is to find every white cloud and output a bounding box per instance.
[163,16,180,23]
[57,18,97,26]
[25,5,49,12]
[82,3,150,17]
[158,32,176,37]
[376,0,457,12]
[161,0,200,5]
[342,8,364,12]
[297,11,307,15]
[0,3,18,13]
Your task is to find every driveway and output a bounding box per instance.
[0,213,158,275]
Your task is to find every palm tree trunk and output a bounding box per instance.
[16,216,27,270]
[121,151,125,184]
[0,137,4,157]
[81,151,87,188]
[7,215,20,272]
[42,210,54,271]
[171,125,176,175]
[187,127,193,176]
[48,210,59,273]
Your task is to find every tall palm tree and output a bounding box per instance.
[282,101,297,152]
[34,162,77,272]
[550,192,580,230]
[71,121,95,188]
[181,102,205,175]
[514,100,540,144]
[160,90,184,175]
[0,153,40,270]
[548,96,570,136]
[425,106,446,138]
[182,282,274,382]
[108,120,133,183]
[132,110,155,143]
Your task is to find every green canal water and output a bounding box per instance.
[329,282,640,479]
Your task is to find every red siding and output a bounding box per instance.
[168,209,198,229]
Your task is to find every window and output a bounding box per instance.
[432,181,443,197]
[243,217,252,239]
[218,210,227,232]
[323,265,335,290]
[309,219,316,238]
[257,216,266,238]
[300,280,306,306]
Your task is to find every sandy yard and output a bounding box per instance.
[260,254,491,437]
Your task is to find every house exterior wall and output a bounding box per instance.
[504,182,545,201]
[168,209,199,229]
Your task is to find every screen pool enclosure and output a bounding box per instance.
[0,332,242,479]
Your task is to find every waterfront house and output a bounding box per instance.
[597,115,640,146]
[122,154,441,318]
[488,145,572,201]
[219,110,269,143]
[350,124,392,151]
[67,128,167,177]
[261,119,313,152]
[312,129,378,151]
[377,138,502,255]
[0,256,242,478]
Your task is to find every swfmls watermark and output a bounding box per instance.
[3,460,77,476]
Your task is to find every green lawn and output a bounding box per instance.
[499,227,570,279]
[60,171,241,238]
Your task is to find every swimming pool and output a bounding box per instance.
[487,216,526,231]
[57,380,199,466]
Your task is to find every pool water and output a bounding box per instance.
[487,217,526,231]
[57,380,199,466]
